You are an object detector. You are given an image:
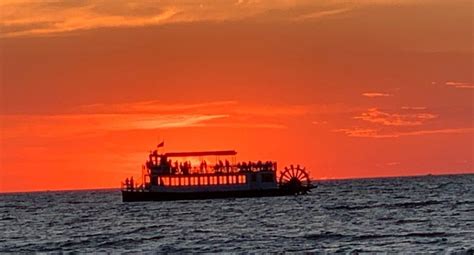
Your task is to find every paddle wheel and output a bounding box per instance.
[279,165,312,194]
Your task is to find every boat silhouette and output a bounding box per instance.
[121,146,314,202]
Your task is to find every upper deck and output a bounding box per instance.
[145,149,276,176]
[122,149,278,191]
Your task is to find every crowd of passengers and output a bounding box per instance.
[123,176,135,190]
[147,158,276,175]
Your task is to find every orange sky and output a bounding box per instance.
[0,0,473,192]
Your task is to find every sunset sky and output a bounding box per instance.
[0,0,472,192]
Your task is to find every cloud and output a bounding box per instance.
[401,106,427,110]
[333,128,395,138]
[445,82,474,89]
[207,123,287,129]
[334,127,474,138]
[335,106,472,138]
[1,113,229,139]
[0,100,308,139]
[0,0,359,38]
[362,92,393,98]
[77,100,238,114]
[312,121,328,125]
[1,0,460,38]
[354,108,437,126]
[0,3,179,38]
[293,8,351,21]
[77,100,310,117]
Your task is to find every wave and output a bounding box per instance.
[323,200,444,211]
[97,235,164,248]
[304,232,345,240]
[304,232,448,241]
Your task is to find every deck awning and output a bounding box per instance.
[164,150,237,157]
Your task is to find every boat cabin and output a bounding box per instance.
[123,149,278,192]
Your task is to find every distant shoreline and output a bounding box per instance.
[1,172,472,195]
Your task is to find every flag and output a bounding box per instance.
[157,141,165,148]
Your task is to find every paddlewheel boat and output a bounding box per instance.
[121,147,314,202]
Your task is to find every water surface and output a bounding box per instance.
[1,174,473,253]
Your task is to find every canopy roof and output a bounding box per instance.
[164,150,237,158]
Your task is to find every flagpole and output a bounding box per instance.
[157,140,165,153]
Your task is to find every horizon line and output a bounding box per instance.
[1,172,472,195]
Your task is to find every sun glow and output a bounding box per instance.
[1,0,472,192]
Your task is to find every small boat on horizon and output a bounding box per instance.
[121,145,314,202]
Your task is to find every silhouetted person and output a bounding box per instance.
[130,177,134,191]
[225,160,230,172]
[148,152,153,165]
[187,161,192,173]
[241,162,247,172]
[219,160,224,171]
[125,178,129,189]
[152,150,159,164]
[174,161,179,173]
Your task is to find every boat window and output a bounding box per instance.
[219,176,227,185]
[251,174,257,182]
[262,173,274,183]
[182,177,189,186]
[201,176,208,185]
[210,176,217,185]
[238,175,246,184]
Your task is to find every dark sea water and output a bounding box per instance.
[1,174,473,253]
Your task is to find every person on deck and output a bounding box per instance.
[225,160,230,173]
[241,162,247,172]
[200,161,205,173]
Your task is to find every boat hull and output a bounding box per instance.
[122,188,309,202]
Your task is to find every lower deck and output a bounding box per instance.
[122,187,305,202]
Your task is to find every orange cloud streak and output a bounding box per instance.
[362,92,393,98]
[354,108,437,126]
[334,127,474,138]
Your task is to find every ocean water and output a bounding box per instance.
[1,174,473,253]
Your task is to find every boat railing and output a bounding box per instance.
[148,161,277,176]
[121,181,145,192]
